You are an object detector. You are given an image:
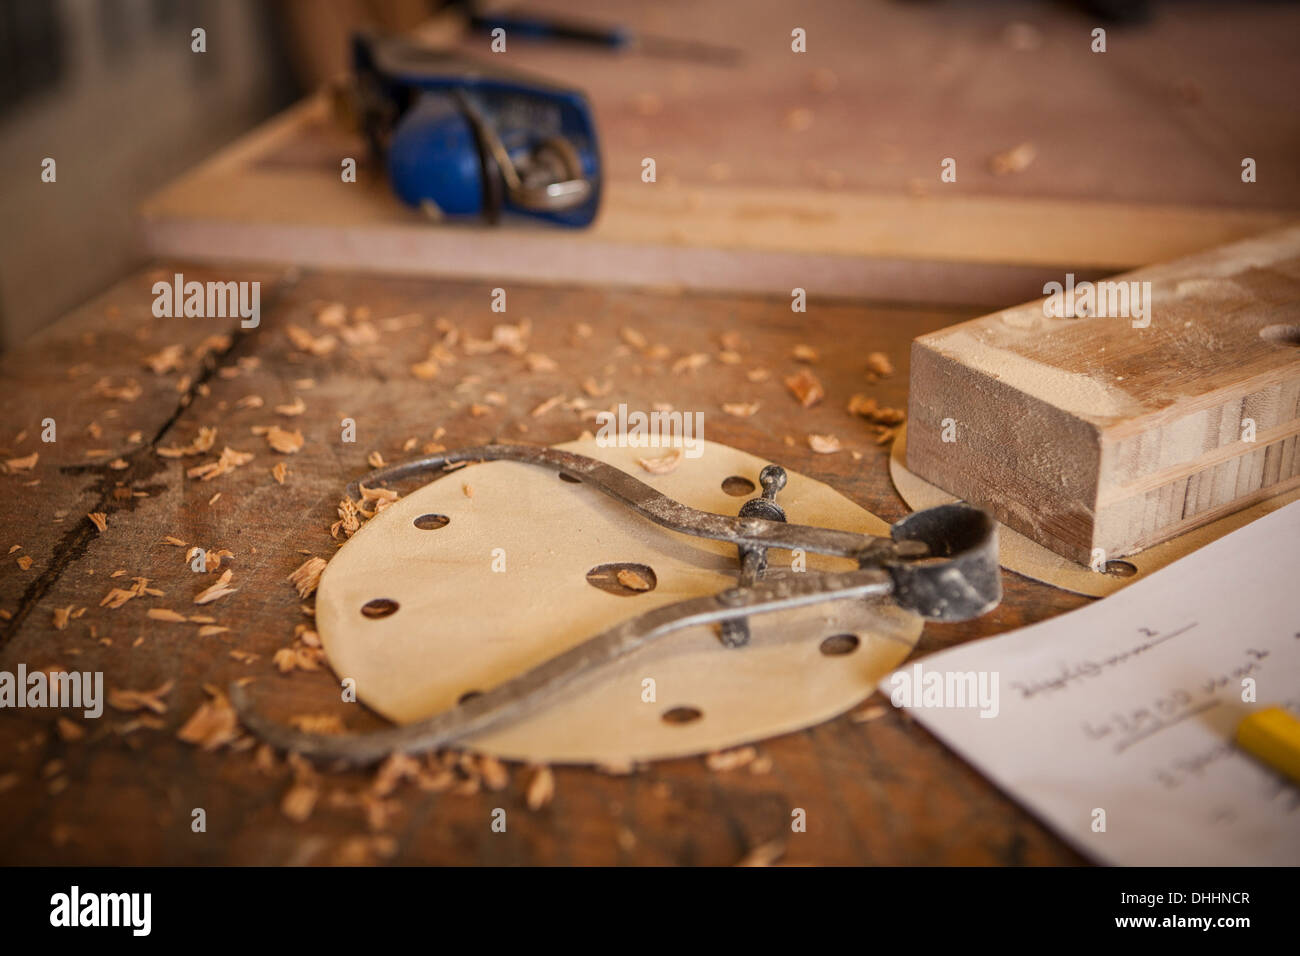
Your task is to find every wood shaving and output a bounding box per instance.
[176,687,240,750]
[165,536,186,547]
[287,325,337,356]
[4,452,39,473]
[526,765,555,810]
[371,753,422,797]
[808,433,842,454]
[784,369,825,407]
[100,576,153,609]
[637,448,684,474]
[271,461,288,485]
[864,351,894,377]
[851,704,889,723]
[671,353,710,374]
[736,840,786,867]
[280,783,319,822]
[56,717,85,742]
[479,755,509,791]
[847,394,906,425]
[275,396,306,417]
[143,344,185,374]
[187,446,254,481]
[262,426,304,454]
[792,344,819,363]
[367,450,385,468]
[620,327,647,350]
[289,714,345,735]
[198,625,230,637]
[706,746,758,772]
[52,606,75,630]
[990,141,1037,175]
[108,679,174,714]
[747,368,771,383]
[721,401,760,418]
[316,302,347,327]
[334,835,397,865]
[146,608,188,623]
[410,357,440,381]
[331,496,362,539]
[185,547,233,571]
[92,377,142,402]
[288,557,327,598]
[616,568,654,592]
[194,569,237,605]
[158,425,217,458]
[108,458,128,470]
[235,394,263,410]
[530,394,565,417]
[525,353,557,372]
[16,556,33,571]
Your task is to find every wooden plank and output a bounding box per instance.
[907,226,1300,564]
[0,262,1088,865]
[138,0,1300,305]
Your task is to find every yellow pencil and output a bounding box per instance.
[1236,707,1300,784]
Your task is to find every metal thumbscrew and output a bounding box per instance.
[719,464,789,648]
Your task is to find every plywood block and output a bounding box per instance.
[907,226,1300,564]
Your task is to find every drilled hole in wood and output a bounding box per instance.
[458,690,483,705]
[361,598,400,618]
[413,513,450,530]
[661,706,702,725]
[1259,323,1300,347]
[819,633,860,656]
[721,475,756,497]
[1104,560,1137,577]
[558,473,582,483]
[586,562,658,596]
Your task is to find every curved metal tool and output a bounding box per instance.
[232,445,1000,765]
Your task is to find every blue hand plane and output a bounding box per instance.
[353,31,601,227]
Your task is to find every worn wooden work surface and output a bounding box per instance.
[0,264,1088,865]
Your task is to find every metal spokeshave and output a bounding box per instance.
[231,445,1001,765]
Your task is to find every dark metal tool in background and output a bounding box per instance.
[456,1,744,66]
[233,445,1000,765]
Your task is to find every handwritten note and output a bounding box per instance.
[882,501,1300,865]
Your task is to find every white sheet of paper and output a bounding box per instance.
[881,501,1300,866]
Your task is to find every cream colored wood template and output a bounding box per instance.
[890,424,1300,597]
[317,437,921,764]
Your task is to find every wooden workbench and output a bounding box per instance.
[0,263,1089,865]
[20,0,1300,869]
